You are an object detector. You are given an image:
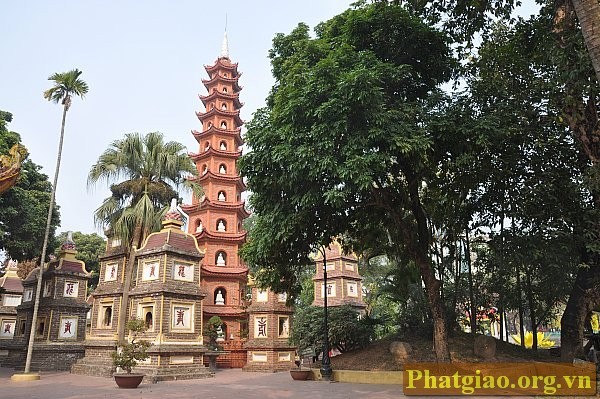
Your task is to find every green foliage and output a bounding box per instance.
[240,0,453,298]
[88,131,199,247]
[43,69,89,107]
[204,316,223,350]
[112,319,151,374]
[54,231,106,289]
[289,305,374,354]
[0,111,60,261]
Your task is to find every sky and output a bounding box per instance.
[1,1,541,237]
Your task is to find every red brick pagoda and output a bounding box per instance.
[182,32,249,368]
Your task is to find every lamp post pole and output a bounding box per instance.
[321,248,332,381]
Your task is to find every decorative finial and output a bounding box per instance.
[220,30,229,59]
[163,198,183,222]
[61,231,76,251]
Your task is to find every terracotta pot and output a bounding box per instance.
[290,369,311,381]
[114,373,144,389]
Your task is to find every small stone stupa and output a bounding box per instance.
[2,233,91,371]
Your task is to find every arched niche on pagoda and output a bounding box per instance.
[214,287,226,305]
[216,219,227,232]
[216,250,227,266]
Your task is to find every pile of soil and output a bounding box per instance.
[328,331,558,371]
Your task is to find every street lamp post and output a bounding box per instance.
[321,248,333,381]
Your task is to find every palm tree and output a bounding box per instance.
[24,69,88,374]
[571,0,600,83]
[88,131,199,342]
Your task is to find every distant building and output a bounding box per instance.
[312,241,366,313]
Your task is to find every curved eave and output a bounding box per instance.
[201,265,248,276]
[191,127,244,147]
[196,108,243,126]
[199,198,250,216]
[195,230,247,242]
[201,77,242,93]
[199,92,243,109]
[204,60,239,74]
[189,148,242,162]
[188,171,247,190]
[203,306,247,316]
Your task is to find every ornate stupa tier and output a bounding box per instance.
[189,147,242,162]
[200,91,243,109]
[192,127,243,147]
[204,59,239,75]
[201,265,248,278]
[181,198,249,217]
[202,76,243,93]
[196,107,243,127]
[187,171,247,190]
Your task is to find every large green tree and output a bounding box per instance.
[88,131,198,342]
[240,2,455,360]
[0,112,60,261]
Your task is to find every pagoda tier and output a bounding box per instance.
[202,76,243,93]
[196,107,243,127]
[200,91,243,109]
[204,59,239,74]
[192,126,244,148]
[187,171,247,190]
[189,147,243,162]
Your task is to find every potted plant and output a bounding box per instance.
[289,353,311,380]
[204,316,224,351]
[112,318,152,388]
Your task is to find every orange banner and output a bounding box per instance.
[403,362,596,396]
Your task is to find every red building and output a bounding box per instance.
[182,33,249,368]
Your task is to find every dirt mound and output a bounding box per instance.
[329,331,558,371]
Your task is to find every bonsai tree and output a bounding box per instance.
[112,318,152,374]
[204,316,224,350]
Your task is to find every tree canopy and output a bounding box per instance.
[240,1,455,360]
[0,111,60,261]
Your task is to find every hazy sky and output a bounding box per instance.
[2,1,541,237]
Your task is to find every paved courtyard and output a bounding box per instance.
[1,367,406,399]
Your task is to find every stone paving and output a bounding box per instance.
[1,367,406,399]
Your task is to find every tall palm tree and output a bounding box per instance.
[24,69,88,374]
[88,131,199,342]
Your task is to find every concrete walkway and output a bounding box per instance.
[1,367,406,399]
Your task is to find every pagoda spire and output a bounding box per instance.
[220,30,229,59]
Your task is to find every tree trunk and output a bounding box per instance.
[465,226,477,337]
[525,267,537,351]
[407,175,450,361]
[117,224,143,343]
[416,253,450,361]
[571,0,600,84]
[24,104,68,374]
[516,265,525,348]
[560,265,599,361]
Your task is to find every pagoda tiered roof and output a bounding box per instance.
[204,58,239,74]
[196,107,243,126]
[201,265,248,278]
[201,75,242,93]
[187,171,247,190]
[192,126,244,147]
[203,305,246,316]
[181,196,250,217]
[199,91,243,109]
[189,147,243,162]
[194,229,247,243]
